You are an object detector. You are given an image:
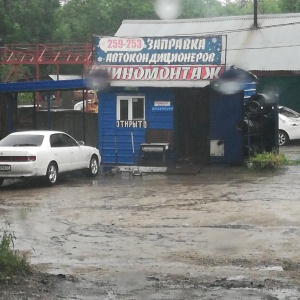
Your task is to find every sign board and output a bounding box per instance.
[93,35,226,86]
[152,101,173,112]
[154,101,171,106]
[210,140,224,156]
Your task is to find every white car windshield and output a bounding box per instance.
[279,107,300,118]
[0,134,44,147]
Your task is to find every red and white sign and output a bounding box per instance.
[95,65,225,81]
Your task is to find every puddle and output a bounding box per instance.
[1,147,300,298]
[256,265,284,272]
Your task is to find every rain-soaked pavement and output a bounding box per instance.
[1,146,300,299]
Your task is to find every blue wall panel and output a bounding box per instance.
[98,87,174,165]
[146,88,174,130]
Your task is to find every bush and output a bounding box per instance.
[246,151,289,170]
[0,228,29,283]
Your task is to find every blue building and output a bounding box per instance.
[94,34,262,167]
[95,13,300,167]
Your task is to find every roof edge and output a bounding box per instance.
[120,12,300,25]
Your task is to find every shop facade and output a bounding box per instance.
[94,35,264,166]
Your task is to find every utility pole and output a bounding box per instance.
[254,0,258,28]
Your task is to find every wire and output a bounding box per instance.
[228,43,300,52]
[173,19,300,36]
[148,18,300,52]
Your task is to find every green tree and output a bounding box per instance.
[0,0,60,43]
[279,0,300,12]
[181,0,224,18]
[221,0,281,15]
[258,0,281,14]
[54,0,156,42]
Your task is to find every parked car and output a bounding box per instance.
[279,106,300,146]
[74,90,98,113]
[74,99,98,112]
[0,131,101,186]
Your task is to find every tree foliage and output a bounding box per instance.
[0,0,60,43]
[278,0,300,12]
[1,0,300,44]
[53,0,157,42]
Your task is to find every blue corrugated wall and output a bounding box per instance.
[210,90,245,165]
[98,87,174,165]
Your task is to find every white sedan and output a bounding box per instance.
[0,131,101,186]
[279,106,300,146]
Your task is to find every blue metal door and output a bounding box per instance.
[210,90,244,165]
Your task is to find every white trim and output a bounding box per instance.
[116,95,145,120]
[111,80,210,88]
[118,165,167,173]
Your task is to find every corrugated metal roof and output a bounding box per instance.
[115,13,300,72]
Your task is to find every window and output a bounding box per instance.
[279,106,300,118]
[0,134,44,147]
[50,133,78,147]
[117,96,145,120]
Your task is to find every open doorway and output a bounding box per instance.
[174,87,210,164]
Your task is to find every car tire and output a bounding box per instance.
[46,162,58,185]
[279,130,289,146]
[88,155,99,177]
[0,178,4,186]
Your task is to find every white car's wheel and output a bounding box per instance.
[279,130,289,146]
[88,155,99,177]
[46,162,58,185]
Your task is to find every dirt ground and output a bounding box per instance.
[1,146,300,299]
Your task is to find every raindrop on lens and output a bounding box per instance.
[154,0,182,20]
[86,69,110,91]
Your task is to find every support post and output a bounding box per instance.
[254,0,258,28]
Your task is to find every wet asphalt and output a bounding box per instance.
[1,146,300,299]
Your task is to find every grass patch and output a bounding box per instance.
[289,159,300,165]
[246,151,289,170]
[0,227,29,283]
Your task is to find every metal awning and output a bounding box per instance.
[0,79,87,93]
